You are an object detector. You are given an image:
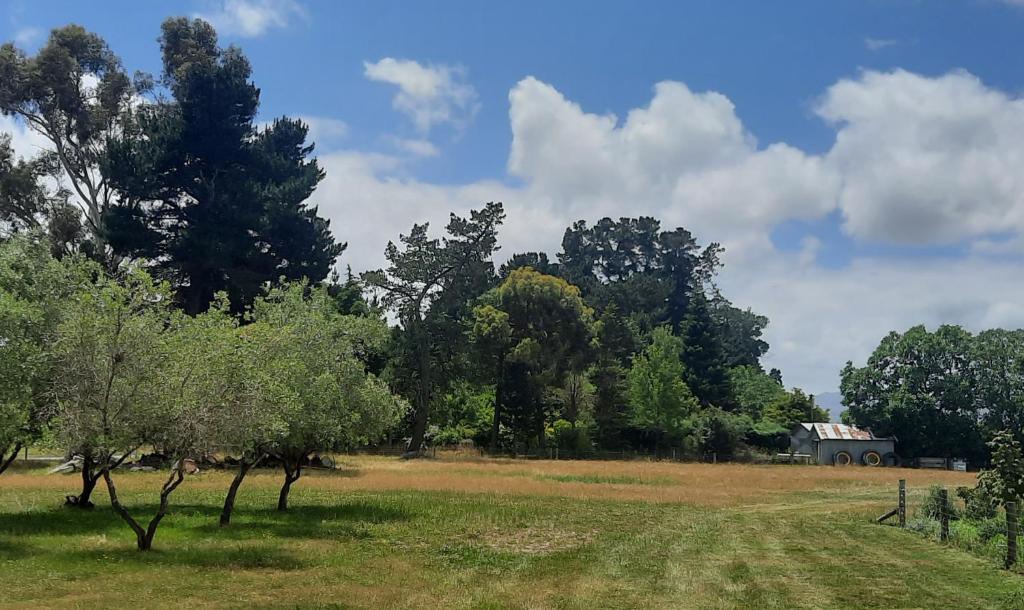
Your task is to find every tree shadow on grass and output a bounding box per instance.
[0,505,128,538]
[1,499,414,544]
[194,501,415,540]
[63,542,310,570]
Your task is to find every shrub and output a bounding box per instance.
[694,409,752,458]
[920,484,959,521]
[956,482,999,521]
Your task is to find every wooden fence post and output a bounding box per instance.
[1007,501,1018,570]
[898,479,906,528]
[939,488,949,542]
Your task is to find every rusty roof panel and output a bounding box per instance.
[810,423,875,441]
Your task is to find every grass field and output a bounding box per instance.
[1,456,1022,609]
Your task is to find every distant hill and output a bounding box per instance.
[814,392,844,423]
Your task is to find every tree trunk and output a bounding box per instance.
[66,455,98,508]
[103,466,185,551]
[405,318,431,456]
[277,458,302,512]
[219,455,263,527]
[0,442,22,476]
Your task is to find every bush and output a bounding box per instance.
[694,409,752,458]
[957,482,999,521]
[550,419,593,453]
[920,484,959,521]
[745,420,789,452]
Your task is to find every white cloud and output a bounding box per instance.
[306,69,1024,396]
[818,69,1024,245]
[299,116,347,149]
[508,77,838,260]
[864,37,899,51]
[13,26,42,47]
[364,58,479,134]
[0,115,50,160]
[392,138,440,158]
[196,0,305,38]
[721,254,1024,394]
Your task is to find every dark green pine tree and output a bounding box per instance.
[591,305,638,448]
[679,291,735,409]
[103,18,343,314]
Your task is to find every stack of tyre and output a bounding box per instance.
[832,450,899,466]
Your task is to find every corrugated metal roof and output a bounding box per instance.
[809,423,875,441]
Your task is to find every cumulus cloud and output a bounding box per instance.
[363,58,479,134]
[196,0,305,38]
[508,77,838,260]
[721,254,1024,393]
[818,69,1024,244]
[305,68,1024,394]
[391,137,440,158]
[299,116,347,149]
[0,115,50,160]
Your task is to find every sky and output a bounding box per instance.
[3,0,1024,396]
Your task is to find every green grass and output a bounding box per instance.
[2,462,1024,609]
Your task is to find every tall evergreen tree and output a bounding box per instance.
[103,18,343,314]
[678,292,734,408]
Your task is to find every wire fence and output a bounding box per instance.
[880,478,1020,570]
[346,442,788,464]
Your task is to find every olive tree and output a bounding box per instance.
[216,321,293,527]
[0,235,92,477]
[248,281,406,512]
[52,267,235,550]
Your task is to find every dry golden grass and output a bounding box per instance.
[3,453,976,507]
[1,455,1017,610]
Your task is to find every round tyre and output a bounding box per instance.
[833,451,853,466]
[862,450,882,467]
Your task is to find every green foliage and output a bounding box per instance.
[841,325,984,460]
[472,267,595,449]
[920,484,959,521]
[762,389,828,430]
[745,419,790,452]
[0,235,94,471]
[730,364,787,420]
[957,483,999,521]
[978,431,1024,505]
[626,327,699,446]
[363,202,504,452]
[103,18,343,313]
[0,25,142,261]
[694,408,752,458]
[51,266,176,461]
[678,292,734,408]
[248,281,406,461]
[0,134,81,256]
[708,295,769,369]
[431,381,494,446]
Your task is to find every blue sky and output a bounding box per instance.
[4,0,1024,394]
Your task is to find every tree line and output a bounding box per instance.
[843,325,1024,464]
[0,18,826,477]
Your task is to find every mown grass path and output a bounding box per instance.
[1,457,1021,609]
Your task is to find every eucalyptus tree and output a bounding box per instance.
[0,134,82,256]
[362,202,504,455]
[471,267,594,449]
[248,281,406,511]
[0,25,144,261]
